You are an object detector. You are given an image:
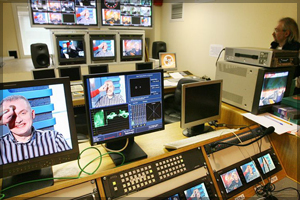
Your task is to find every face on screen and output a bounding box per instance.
[123,40,142,56]
[184,183,210,200]
[220,169,243,193]
[240,161,260,183]
[93,40,115,57]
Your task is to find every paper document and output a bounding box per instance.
[242,112,299,136]
[169,72,184,79]
[164,80,178,87]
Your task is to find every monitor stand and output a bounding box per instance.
[182,124,213,137]
[2,167,54,198]
[106,137,147,166]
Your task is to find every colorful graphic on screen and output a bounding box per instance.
[160,53,177,70]
[92,40,115,58]
[164,194,180,200]
[257,153,276,174]
[240,161,261,183]
[259,71,289,106]
[58,40,85,59]
[122,40,142,56]
[184,183,210,200]
[220,168,243,193]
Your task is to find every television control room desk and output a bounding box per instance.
[2,103,299,200]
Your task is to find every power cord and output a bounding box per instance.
[215,48,225,67]
[101,138,129,152]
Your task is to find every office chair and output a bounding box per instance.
[164,78,199,124]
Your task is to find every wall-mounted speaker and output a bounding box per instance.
[152,41,166,59]
[30,43,50,69]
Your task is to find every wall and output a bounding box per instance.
[160,3,297,79]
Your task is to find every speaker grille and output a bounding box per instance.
[37,54,50,66]
[218,63,247,77]
[223,90,243,104]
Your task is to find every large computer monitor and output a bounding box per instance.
[136,62,153,70]
[0,78,79,198]
[159,52,177,71]
[83,69,164,165]
[32,68,56,80]
[88,64,109,74]
[181,80,223,136]
[58,66,82,82]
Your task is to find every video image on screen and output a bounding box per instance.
[259,71,289,106]
[122,39,142,56]
[160,53,177,70]
[240,161,261,183]
[220,168,243,193]
[0,84,73,165]
[257,153,276,174]
[164,193,180,200]
[59,40,85,59]
[184,183,210,200]
[92,39,115,57]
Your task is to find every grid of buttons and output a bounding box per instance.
[156,155,186,181]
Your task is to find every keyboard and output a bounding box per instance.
[164,128,239,150]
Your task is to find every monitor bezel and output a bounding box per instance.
[159,52,178,72]
[83,69,165,146]
[89,34,116,62]
[0,77,79,178]
[135,62,153,70]
[58,65,82,81]
[180,80,223,129]
[120,36,144,61]
[32,68,56,80]
[88,64,109,74]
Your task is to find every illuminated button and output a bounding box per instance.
[152,179,155,182]
[141,183,144,187]
[126,177,129,181]
[129,171,132,175]
[151,174,154,178]
[146,171,149,175]
[128,187,132,191]
[179,155,182,158]
[125,173,128,176]
[158,172,161,175]
[120,174,124,178]
[184,167,187,171]
[141,168,144,172]
[137,184,140,188]
[149,180,152,184]
[123,184,126,188]
[114,187,118,191]
[157,167,160,170]
[145,182,148,186]
[159,162,162,165]
[124,189,128,193]
[133,185,136,190]
[121,179,125,183]
[163,161,166,164]
[127,182,130,187]
[148,165,151,169]
[133,170,136,174]
[155,163,159,166]
[166,160,169,163]
[170,172,174,176]
[163,175,166,178]
[145,166,148,170]
[113,181,117,186]
[137,169,140,173]
[159,176,163,180]
[181,159,184,163]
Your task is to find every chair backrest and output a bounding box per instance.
[174,78,199,111]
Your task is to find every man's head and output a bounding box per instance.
[0,95,35,137]
[105,80,115,97]
[102,42,108,51]
[273,17,299,45]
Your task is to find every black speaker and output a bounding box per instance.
[152,41,166,59]
[30,43,50,69]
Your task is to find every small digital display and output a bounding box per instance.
[240,161,261,183]
[122,39,142,57]
[164,194,180,200]
[220,168,243,193]
[58,40,85,59]
[159,53,177,70]
[92,39,115,58]
[184,183,210,200]
[257,153,276,174]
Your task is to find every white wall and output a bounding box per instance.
[160,3,297,79]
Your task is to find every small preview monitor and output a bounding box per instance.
[120,36,143,61]
[240,161,261,183]
[136,62,153,70]
[32,68,56,80]
[88,64,109,74]
[184,183,210,200]
[164,194,180,200]
[220,168,243,194]
[159,52,177,71]
[181,80,222,136]
[90,35,116,61]
[257,153,276,174]
[58,66,82,81]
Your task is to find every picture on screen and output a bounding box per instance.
[164,193,180,200]
[0,84,73,165]
[259,71,289,106]
[220,169,243,193]
[122,39,142,57]
[92,39,115,57]
[257,153,276,174]
[59,40,85,59]
[160,53,176,69]
[240,161,261,183]
[184,183,210,200]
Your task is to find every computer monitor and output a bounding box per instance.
[58,66,82,81]
[136,62,153,70]
[32,68,56,80]
[88,64,109,74]
[90,34,116,62]
[181,80,222,136]
[0,78,79,198]
[83,69,164,165]
[120,36,143,61]
[159,52,177,71]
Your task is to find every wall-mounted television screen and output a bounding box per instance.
[29,0,99,28]
[90,35,116,61]
[101,0,152,28]
[120,36,143,61]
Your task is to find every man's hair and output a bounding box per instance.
[0,95,32,110]
[280,17,299,43]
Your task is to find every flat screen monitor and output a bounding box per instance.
[56,35,86,65]
[90,35,116,61]
[136,62,153,70]
[83,69,164,165]
[120,36,143,61]
[32,68,56,80]
[181,80,222,136]
[257,153,276,174]
[220,168,243,194]
[0,78,79,198]
[184,183,210,200]
[101,0,152,28]
[88,64,109,74]
[159,52,177,71]
[29,0,99,28]
[240,161,261,183]
[58,66,82,81]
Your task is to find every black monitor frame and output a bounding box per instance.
[90,34,116,62]
[159,52,177,71]
[120,35,143,62]
[32,68,56,80]
[88,64,109,74]
[58,65,82,81]
[135,62,153,71]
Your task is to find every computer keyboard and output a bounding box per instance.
[164,128,239,150]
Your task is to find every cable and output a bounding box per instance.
[101,138,129,152]
[215,48,225,67]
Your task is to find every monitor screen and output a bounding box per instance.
[56,35,86,65]
[83,69,164,164]
[181,80,222,135]
[29,0,99,28]
[184,183,210,200]
[121,37,143,61]
[88,64,109,74]
[0,78,79,196]
[32,68,56,80]
[240,161,261,183]
[164,194,180,200]
[136,62,153,70]
[90,35,116,61]
[58,66,81,81]
[159,52,177,71]
[101,0,152,28]
[220,168,243,194]
[257,153,276,174]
